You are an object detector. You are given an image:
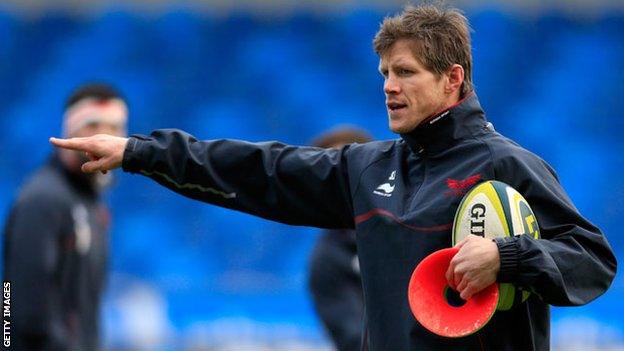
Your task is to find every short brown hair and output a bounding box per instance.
[373,4,473,96]
[66,82,125,110]
[312,127,372,148]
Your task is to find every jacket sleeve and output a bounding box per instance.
[121,129,355,229]
[493,151,617,306]
[3,193,69,350]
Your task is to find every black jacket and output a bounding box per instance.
[121,94,616,350]
[309,229,363,351]
[3,155,109,351]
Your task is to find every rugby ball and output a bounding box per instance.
[452,180,540,310]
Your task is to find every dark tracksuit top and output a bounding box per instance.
[309,229,363,351]
[121,94,616,350]
[3,155,109,351]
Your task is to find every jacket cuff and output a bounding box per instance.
[122,135,149,174]
[494,236,520,283]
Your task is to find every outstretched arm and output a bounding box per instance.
[51,130,355,228]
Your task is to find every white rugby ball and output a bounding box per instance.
[452,180,539,310]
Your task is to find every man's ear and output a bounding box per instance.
[445,64,465,95]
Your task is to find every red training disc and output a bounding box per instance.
[407,247,498,338]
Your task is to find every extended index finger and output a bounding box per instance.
[49,137,92,152]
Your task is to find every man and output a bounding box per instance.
[50,5,616,351]
[4,83,128,350]
[308,127,371,351]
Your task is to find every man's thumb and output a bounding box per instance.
[81,158,107,173]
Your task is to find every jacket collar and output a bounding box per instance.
[400,92,488,155]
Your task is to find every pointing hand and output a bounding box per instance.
[50,134,129,174]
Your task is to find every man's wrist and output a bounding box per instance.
[121,136,142,173]
[493,236,519,283]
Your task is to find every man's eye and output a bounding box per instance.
[398,69,412,75]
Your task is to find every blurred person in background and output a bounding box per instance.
[49,4,617,350]
[3,83,128,351]
[308,127,371,351]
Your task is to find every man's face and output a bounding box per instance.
[67,98,128,139]
[71,115,126,165]
[379,39,450,134]
[72,120,125,139]
[62,99,128,173]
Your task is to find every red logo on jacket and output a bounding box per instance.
[445,174,482,197]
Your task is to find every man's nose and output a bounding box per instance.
[384,75,401,95]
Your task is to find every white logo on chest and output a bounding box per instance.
[373,170,396,197]
[72,204,92,255]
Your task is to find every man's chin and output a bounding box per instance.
[389,121,417,134]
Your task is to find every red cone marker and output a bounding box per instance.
[408,247,498,338]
